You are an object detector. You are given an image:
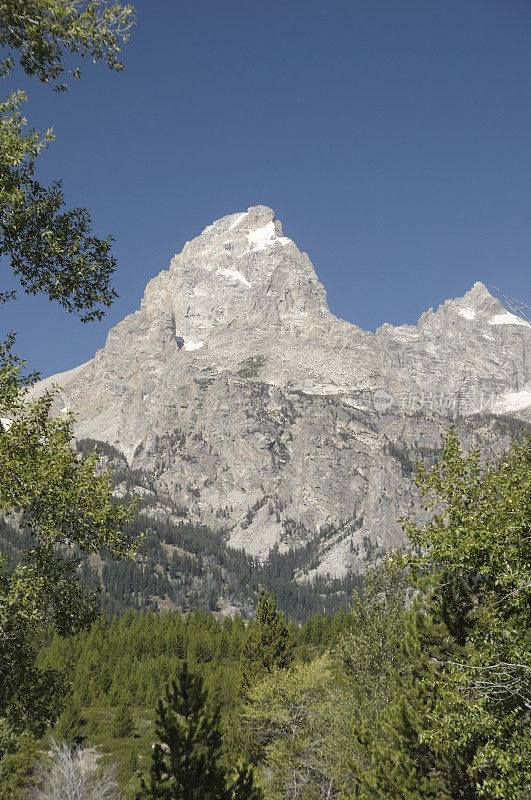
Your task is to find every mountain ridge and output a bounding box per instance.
[31,205,531,577]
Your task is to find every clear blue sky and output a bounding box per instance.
[2,0,531,377]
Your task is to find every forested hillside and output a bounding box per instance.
[75,435,364,621]
[1,432,365,623]
[7,420,527,623]
[0,503,362,623]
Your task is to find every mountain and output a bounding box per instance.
[33,205,531,580]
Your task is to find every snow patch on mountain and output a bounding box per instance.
[228,212,248,230]
[246,222,291,252]
[217,268,251,287]
[489,312,531,328]
[495,388,531,413]
[458,307,476,320]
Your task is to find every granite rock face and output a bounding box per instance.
[34,206,531,575]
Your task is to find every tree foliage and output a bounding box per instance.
[139,660,261,800]
[399,429,531,799]
[37,607,347,714]
[0,0,138,766]
[336,560,409,719]
[0,732,39,800]
[112,701,136,740]
[0,1,135,319]
[347,430,531,800]
[0,0,135,87]
[330,561,410,797]
[240,588,295,690]
[53,697,88,748]
[0,340,137,749]
[0,87,119,320]
[241,655,334,800]
[348,582,479,800]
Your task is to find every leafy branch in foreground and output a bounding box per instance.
[0,335,137,753]
[1,89,119,321]
[0,0,135,88]
[403,429,530,711]
[398,429,531,799]
[0,1,137,321]
[0,0,138,780]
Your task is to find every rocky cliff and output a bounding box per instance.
[34,206,531,577]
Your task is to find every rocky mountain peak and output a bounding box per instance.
[426,281,530,331]
[179,205,283,252]
[30,208,530,576]
[466,280,495,302]
[136,206,331,357]
[449,281,503,318]
[175,205,291,264]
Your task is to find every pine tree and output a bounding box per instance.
[240,588,294,690]
[53,698,87,748]
[129,744,139,775]
[112,699,137,739]
[138,660,261,800]
[227,764,262,800]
